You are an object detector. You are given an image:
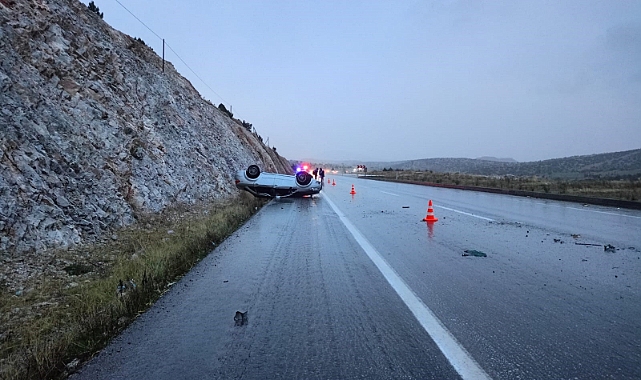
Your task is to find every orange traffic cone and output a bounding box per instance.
[422,200,438,222]
[328,178,331,184]
[332,179,336,186]
[350,185,356,195]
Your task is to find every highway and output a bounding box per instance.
[72,176,641,379]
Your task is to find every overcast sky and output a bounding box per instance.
[81,0,641,163]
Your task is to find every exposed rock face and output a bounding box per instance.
[0,0,290,254]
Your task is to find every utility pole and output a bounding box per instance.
[162,39,165,73]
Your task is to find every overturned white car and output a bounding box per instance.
[234,165,322,198]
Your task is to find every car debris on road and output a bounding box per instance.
[463,250,487,257]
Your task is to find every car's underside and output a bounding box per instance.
[242,186,307,198]
[235,165,321,198]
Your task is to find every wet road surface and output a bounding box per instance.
[72,176,641,379]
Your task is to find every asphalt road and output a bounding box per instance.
[72,176,641,379]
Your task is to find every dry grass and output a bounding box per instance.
[0,193,266,380]
[373,170,641,202]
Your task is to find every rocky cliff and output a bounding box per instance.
[0,0,290,254]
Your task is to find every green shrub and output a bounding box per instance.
[87,1,104,19]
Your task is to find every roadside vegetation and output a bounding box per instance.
[371,169,641,203]
[0,193,266,380]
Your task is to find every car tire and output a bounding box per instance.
[295,171,312,186]
[246,165,260,179]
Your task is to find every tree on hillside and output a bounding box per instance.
[218,103,233,118]
[88,1,104,18]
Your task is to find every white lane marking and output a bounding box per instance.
[380,191,400,196]
[436,205,495,222]
[323,195,491,380]
[566,207,641,219]
[532,202,641,219]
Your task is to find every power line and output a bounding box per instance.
[112,0,162,40]
[110,0,229,106]
[164,41,228,106]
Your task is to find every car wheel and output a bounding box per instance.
[246,165,260,179]
[295,171,312,186]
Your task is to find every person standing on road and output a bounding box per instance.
[312,168,318,180]
[319,168,325,183]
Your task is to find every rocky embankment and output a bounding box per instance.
[0,0,289,274]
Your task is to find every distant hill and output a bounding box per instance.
[370,149,641,179]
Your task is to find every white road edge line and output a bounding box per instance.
[380,191,400,196]
[323,195,491,380]
[436,205,495,222]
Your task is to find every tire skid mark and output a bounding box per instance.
[216,199,341,378]
[214,201,300,378]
